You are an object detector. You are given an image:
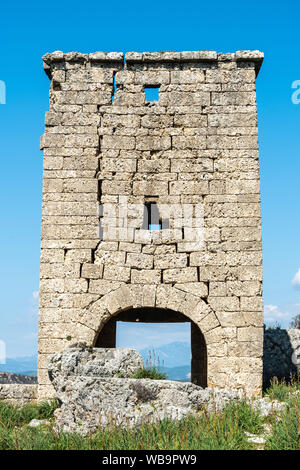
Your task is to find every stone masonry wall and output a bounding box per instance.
[0,384,37,405]
[39,50,264,399]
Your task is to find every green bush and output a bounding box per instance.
[265,374,300,402]
[130,367,167,380]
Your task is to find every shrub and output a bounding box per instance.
[130,367,167,380]
[265,374,300,401]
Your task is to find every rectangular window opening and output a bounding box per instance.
[111,73,117,103]
[144,86,159,102]
[142,201,162,231]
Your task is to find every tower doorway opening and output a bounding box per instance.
[94,307,207,387]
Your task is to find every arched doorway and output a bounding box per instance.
[95,307,207,388]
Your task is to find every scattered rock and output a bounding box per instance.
[29,419,50,428]
[245,431,266,445]
[253,397,286,417]
[48,345,144,386]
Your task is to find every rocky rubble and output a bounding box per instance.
[49,345,237,435]
[0,372,37,385]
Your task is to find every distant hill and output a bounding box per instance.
[139,341,190,368]
[139,341,190,381]
[0,355,37,376]
[163,365,191,382]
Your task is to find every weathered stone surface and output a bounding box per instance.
[48,345,144,382]
[49,346,238,434]
[253,397,287,417]
[53,377,238,434]
[0,384,37,404]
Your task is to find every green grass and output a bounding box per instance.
[265,393,300,450]
[0,399,263,450]
[130,367,168,380]
[264,374,300,402]
[0,378,299,450]
[0,399,58,429]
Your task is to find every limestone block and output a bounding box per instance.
[154,253,187,269]
[207,135,258,150]
[240,296,263,312]
[94,250,125,265]
[133,181,168,196]
[88,279,121,295]
[172,136,206,150]
[103,265,131,282]
[208,296,240,312]
[211,92,256,106]
[40,249,65,263]
[163,267,198,283]
[126,253,153,269]
[136,136,171,151]
[81,263,104,279]
[226,281,262,296]
[64,279,88,293]
[174,282,208,297]
[131,269,161,284]
[169,181,209,195]
[237,326,264,342]
[227,340,262,357]
[170,70,205,84]
[159,92,210,107]
[101,135,135,150]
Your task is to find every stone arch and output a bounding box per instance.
[95,306,207,386]
[79,284,221,388]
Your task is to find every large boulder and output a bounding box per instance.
[48,344,144,387]
[48,345,237,435]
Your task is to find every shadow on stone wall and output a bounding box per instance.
[263,328,299,389]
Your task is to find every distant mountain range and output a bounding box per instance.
[0,355,37,376]
[139,341,190,381]
[163,365,190,382]
[0,341,191,382]
[139,341,190,368]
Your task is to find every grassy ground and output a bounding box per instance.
[263,375,300,450]
[0,376,299,450]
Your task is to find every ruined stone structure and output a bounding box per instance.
[49,345,238,433]
[39,50,264,400]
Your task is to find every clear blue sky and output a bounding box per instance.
[0,0,299,358]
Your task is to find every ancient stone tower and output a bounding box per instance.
[39,50,264,399]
